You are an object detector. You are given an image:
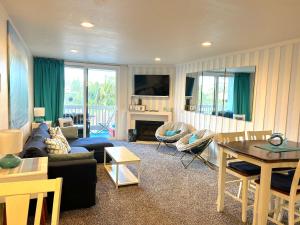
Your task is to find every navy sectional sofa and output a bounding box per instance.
[20,123,113,211]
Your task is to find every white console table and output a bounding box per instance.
[127,111,172,130]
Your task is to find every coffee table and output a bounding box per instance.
[104,146,141,189]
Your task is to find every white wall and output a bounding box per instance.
[116,65,129,140]
[127,65,176,111]
[117,64,175,140]
[0,3,33,142]
[174,38,300,142]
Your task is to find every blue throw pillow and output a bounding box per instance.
[165,130,181,136]
[188,134,198,144]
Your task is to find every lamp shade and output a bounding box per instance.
[34,107,45,117]
[0,130,23,154]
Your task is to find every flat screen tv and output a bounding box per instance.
[134,75,170,96]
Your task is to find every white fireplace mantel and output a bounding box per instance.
[127,111,172,130]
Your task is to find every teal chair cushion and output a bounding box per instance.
[188,134,198,144]
[165,130,181,136]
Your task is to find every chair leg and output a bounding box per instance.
[162,142,177,156]
[194,153,215,170]
[156,141,177,156]
[241,178,248,223]
[181,153,196,169]
[156,142,162,151]
[288,200,295,225]
[180,151,214,170]
[253,184,259,225]
[277,198,284,222]
[237,182,242,199]
[273,197,281,222]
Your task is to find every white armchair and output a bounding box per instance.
[176,129,215,169]
[155,122,195,153]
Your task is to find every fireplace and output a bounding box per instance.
[135,120,164,141]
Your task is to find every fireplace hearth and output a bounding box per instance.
[136,120,164,141]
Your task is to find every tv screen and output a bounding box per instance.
[134,75,170,96]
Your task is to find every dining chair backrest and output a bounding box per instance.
[247,130,272,140]
[217,131,246,143]
[0,178,62,225]
[290,160,300,198]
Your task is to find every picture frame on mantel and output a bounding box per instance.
[7,20,29,128]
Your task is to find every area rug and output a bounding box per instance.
[58,141,253,225]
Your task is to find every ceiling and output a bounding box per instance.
[2,0,300,65]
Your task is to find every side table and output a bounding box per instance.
[0,157,48,225]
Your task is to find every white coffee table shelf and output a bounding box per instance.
[104,146,141,189]
[104,164,138,186]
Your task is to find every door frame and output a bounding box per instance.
[64,61,120,139]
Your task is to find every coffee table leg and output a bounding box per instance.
[138,162,141,185]
[104,149,106,166]
[116,164,119,189]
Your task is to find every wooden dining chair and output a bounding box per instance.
[253,160,300,225]
[0,178,62,225]
[217,131,261,223]
[247,130,272,140]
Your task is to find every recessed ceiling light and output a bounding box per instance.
[70,49,78,53]
[81,22,94,28]
[202,41,212,47]
[155,57,161,62]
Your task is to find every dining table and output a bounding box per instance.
[216,140,300,225]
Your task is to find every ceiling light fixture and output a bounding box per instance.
[202,41,212,47]
[70,49,78,53]
[81,22,95,28]
[155,57,161,62]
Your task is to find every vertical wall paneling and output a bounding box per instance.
[250,51,260,131]
[254,49,270,131]
[174,39,300,142]
[274,44,293,133]
[286,43,300,141]
[263,47,281,131]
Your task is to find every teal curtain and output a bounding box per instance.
[34,57,65,123]
[233,73,251,121]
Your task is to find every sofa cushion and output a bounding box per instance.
[48,150,94,162]
[20,135,48,158]
[33,123,51,138]
[68,137,113,150]
[69,147,89,154]
[228,161,261,176]
[68,137,113,163]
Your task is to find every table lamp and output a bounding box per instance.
[0,129,23,169]
[34,107,45,123]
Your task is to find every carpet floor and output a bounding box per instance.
[58,141,259,225]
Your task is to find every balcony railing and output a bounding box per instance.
[64,105,115,129]
[196,104,214,114]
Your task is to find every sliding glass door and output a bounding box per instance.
[88,68,116,138]
[63,64,117,138]
[64,67,86,137]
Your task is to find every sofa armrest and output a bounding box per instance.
[48,159,97,183]
[60,126,78,139]
[48,159,97,211]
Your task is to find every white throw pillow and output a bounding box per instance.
[45,138,69,154]
[49,127,71,152]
